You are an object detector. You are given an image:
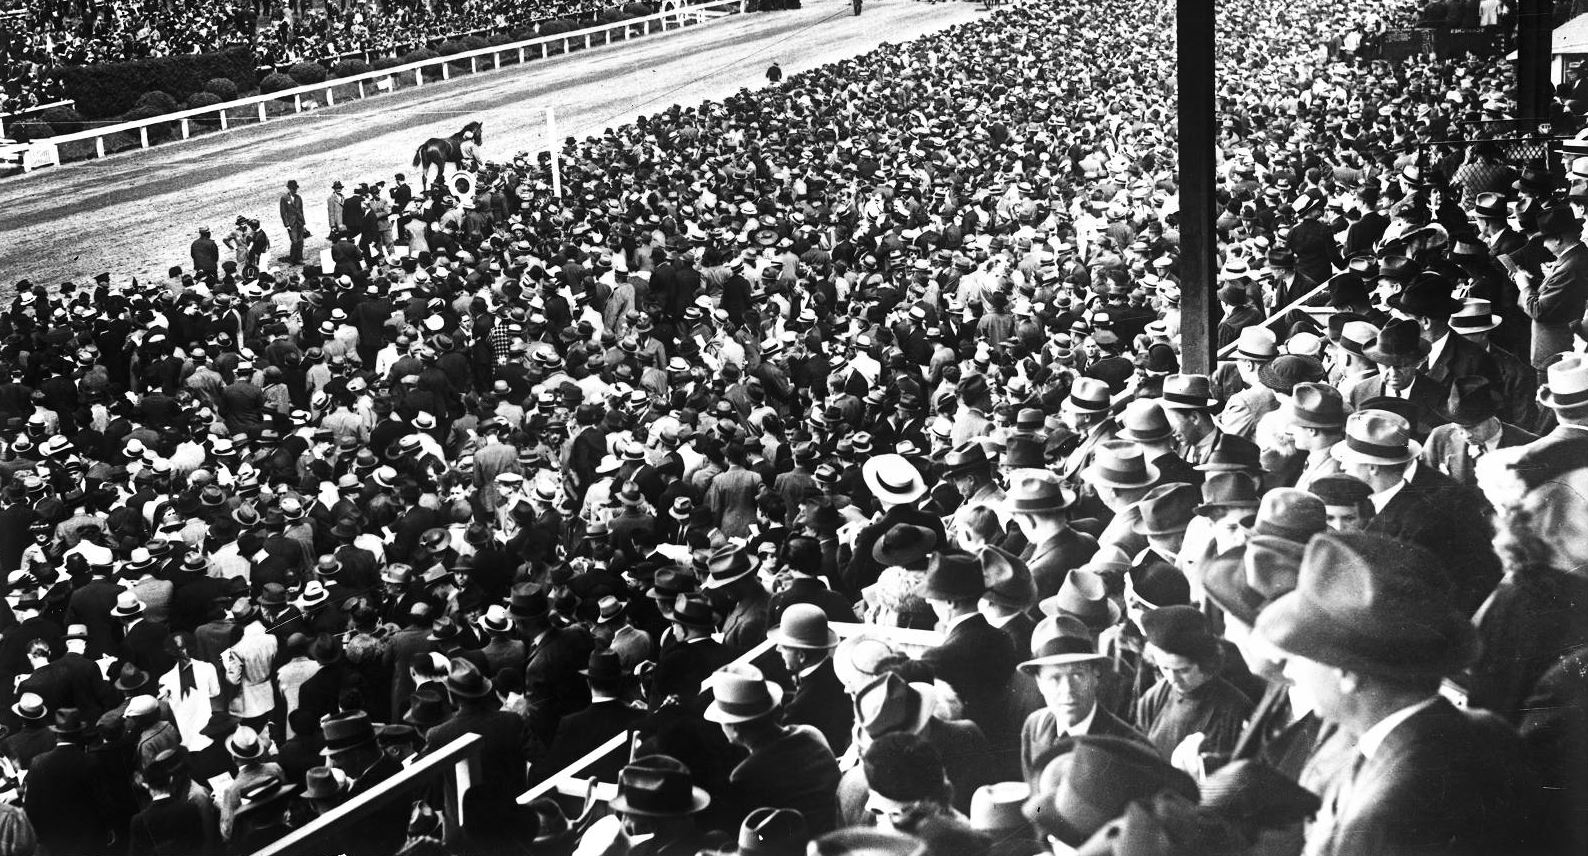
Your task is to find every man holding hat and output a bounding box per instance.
[1256,532,1537,856]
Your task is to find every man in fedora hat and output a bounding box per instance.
[533,650,645,785]
[1256,532,1538,856]
[1018,616,1148,781]
[941,440,1007,549]
[703,543,771,657]
[1421,375,1537,487]
[649,592,731,708]
[1004,470,1097,600]
[1448,298,1537,429]
[1333,409,1502,614]
[769,603,851,754]
[1391,273,1500,391]
[705,663,840,834]
[1517,205,1588,371]
[516,584,595,734]
[857,733,989,854]
[320,709,409,856]
[1348,319,1446,439]
[841,454,945,599]
[422,658,528,801]
[610,754,713,856]
[1283,382,1349,491]
[26,708,119,855]
[1158,374,1227,467]
[914,551,1018,745]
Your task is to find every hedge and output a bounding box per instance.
[186,91,223,122]
[287,61,328,85]
[332,58,372,78]
[121,106,175,141]
[371,55,403,71]
[36,105,89,133]
[259,72,298,95]
[540,18,580,35]
[135,90,180,114]
[48,46,257,119]
[9,119,51,142]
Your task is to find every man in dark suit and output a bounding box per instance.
[66,563,122,658]
[1334,409,1502,615]
[423,659,529,801]
[17,625,116,725]
[1256,532,1539,856]
[1420,376,1538,487]
[769,604,852,755]
[534,651,645,784]
[514,584,594,739]
[648,592,730,709]
[114,592,175,681]
[1519,206,1588,370]
[1017,625,1149,781]
[1007,470,1098,601]
[914,552,1017,745]
[26,709,118,856]
[322,710,409,856]
[1349,319,1448,440]
[1390,273,1499,392]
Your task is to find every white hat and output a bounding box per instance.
[861,454,926,505]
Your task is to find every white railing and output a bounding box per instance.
[0,99,74,139]
[22,0,744,171]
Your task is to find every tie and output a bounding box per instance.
[178,662,196,697]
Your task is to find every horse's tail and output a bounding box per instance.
[413,144,426,168]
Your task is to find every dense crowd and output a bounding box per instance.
[0,0,1585,851]
[0,0,610,115]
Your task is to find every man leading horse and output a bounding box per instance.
[413,121,485,188]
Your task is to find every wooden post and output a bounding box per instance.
[415,69,423,86]
[470,57,477,73]
[494,52,501,69]
[220,109,228,130]
[518,47,525,62]
[1176,0,1216,373]
[139,127,149,148]
[542,43,549,58]
[181,118,190,139]
[294,94,301,112]
[357,80,365,98]
[643,19,649,34]
[96,136,105,158]
[326,87,335,106]
[442,62,450,80]
[258,103,267,122]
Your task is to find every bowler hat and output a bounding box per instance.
[610,755,711,817]
[767,604,839,650]
[1254,532,1479,681]
[914,551,985,602]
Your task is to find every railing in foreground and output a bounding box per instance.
[0,100,74,139]
[251,732,483,856]
[517,621,943,807]
[1215,280,1330,361]
[16,0,744,172]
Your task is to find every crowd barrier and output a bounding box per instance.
[16,0,745,172]
[516,622,942,809]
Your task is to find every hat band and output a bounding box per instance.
[1548,384,1588,407]
[1162,391,1211,407]
[1236,348,1276,361]
[1094,463,1148,484]
[713,695,773,718]
[1345,434,1408,459]
[1294,406,1344,427]
[1449,315,1494,330]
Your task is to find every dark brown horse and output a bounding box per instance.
[412,121,483,187]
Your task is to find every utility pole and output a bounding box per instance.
[1516,0,1553,135]
[1177,0,1217,373]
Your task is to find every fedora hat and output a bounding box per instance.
[1290,382,1346,430]
[671,592,716,629]
[980,545,1036,610]
[579,650,625,682]
[1003,434,1047,469]
[808,830,925,856]
[1158,374,1220,411]
[320,710,377,756]
[1194,432,1262,474]
[1233,326,1278,362]
[508,583,550,620]
[704,663,783,724]
[1203,534,1305,627]
[1388,273,1463,319]
[970,782,1032,834]
[1019,617,1105,671]
[1065,377,1112,413]
[862,454,926,505]
[1255,532,1479,681]
[1538,353,1588,416]
[304,766,346,801]
[443,658,493,699]
[1443,375,1499,427]
[1331,409,1421,466]
[767,603,839,650]
[1194,471,1261,516]
[1257,354,1326,394]
[1083,441,1160,490]
[234,774,298,822]
[1537,204,1583,237]
[731,807,809,856]
[596,595,626,624]
[1361,318,1428,368]
[703,543,755,589]
[1200,759,1322,831]
[226,725,269,761]
[1251,488,1327,543]
[941,440,992,476]
[1039,569,1121,632]
[295,580,330,610]
[114,663,151,692]
[111,591,145,619]
[1471,191,1509,220]
[855,672,936,738]
[403,688,448,729]
[832,636,902,694]
[611,755,711,817]
[1131,483,1199,536]
[1022,735,1197,846]
[1115,399,1173,444]
[645,568,698,602]
[871,524,938,567]
[1449,298,1500,334]
[914,551,985,602]
[1005,470,1076,514]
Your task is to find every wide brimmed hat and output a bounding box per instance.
[111,590,146,619]
[670,592,716,629]
[1251,488,1327,543]
[1257,355,1325,394]
[1203,535,1304,627]
[871,524,937,567]
[1083,441,1160,490]
[1158,373,1221,411]
[234,774,298,822]
[1388,273,1463,319]
[1131,483,1199,537]
[1194,471,1261,516]
[579,650,625,683]
[444,658,493,699]
[1005,469,1076,513]
[1362,319,1430,368]
[1331,409,1421,467]
[1449,299,1500,334]
[1255,532,1479,681]
[981,545,1036,610]
[767,603,839,649]
[508,583,550,620]
[1019,619,1106,671]
[404,688,448,729]
[115,663,151,692]
[1115,399,1173,444]
[1065,377,1113,413]
[1290,382,1346,430]
[862,454,926,505]
[832,635,903,694]
[1233,327,1278,362]
[1200,759,1322,831]
[703,543,755,589]
[855,672,936,738]
[1039,569,1121,632]
[610,755,711,817]
[226,725,270,761]
[320,710,377,756]
[1539,353,1588,416]
[941,440,992,476]
[1442,375,1499,426]
[1022,736,1197,846]
[11,692,45,722]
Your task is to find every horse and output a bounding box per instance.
[412,121,483,188]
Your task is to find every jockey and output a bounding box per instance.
[459,131,480,172]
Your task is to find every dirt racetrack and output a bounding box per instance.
[0,0,984,296]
